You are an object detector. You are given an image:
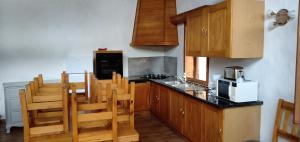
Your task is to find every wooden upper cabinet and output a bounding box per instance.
[172,0,264,58]
[131,0,178,46]
[207,3,228,57]
[185,10,207,56]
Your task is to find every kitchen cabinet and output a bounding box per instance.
[201,104,223,142]
[135,82,150,111]
[185,9,207,56]
[150,82,261,142]
[158,86,170,124]
[172,0,264,58]
[169,91,184,132]
[206,3,228,57]
[183,97,202,142]
[150,82,160,116]
[131,0,178,46]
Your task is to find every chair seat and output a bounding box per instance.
[78,128,113,142]
[30,133,71,142]
[118,123,139,142]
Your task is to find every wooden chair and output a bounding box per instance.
[272,99,300,142]
[71,84,117,142]
[25,82,65,125]
[19,89,70,142]
[115,83,139,142]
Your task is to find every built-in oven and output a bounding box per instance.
[93,51,123,79]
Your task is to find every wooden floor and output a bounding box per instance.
[0,111,188,142]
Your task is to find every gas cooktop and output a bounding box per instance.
[140,74,169,80]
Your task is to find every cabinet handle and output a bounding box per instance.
[201,27,205,36]
[179,108,183,112]
[205,28,208,36]
[218,129,222,134]
[182,111,185,115]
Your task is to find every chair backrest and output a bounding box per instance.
[116,82,135,128]
[37,71,67,88]
[67,71,89,99]
[19,88,69,142]
[90,72,121,103]
[273,99,300,142]
[25,82,68,129]
[71,84,117,142]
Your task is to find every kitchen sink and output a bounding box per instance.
[163,81,194,91]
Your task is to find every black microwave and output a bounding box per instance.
[93,51,123,79]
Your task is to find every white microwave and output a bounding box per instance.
[216,79,258,103]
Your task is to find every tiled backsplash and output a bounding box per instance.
[128,56,177,76]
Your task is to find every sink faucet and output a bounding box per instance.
[176,73,187,83]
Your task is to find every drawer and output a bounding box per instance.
[5,87,25,99]
[8,99,21,112]
[11,111,22,123]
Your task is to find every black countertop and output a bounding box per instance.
[129,76,263,109]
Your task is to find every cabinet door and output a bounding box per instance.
[135,82,150,111]
[183,97,202,142]
[158,86,170,124]
[150,83,160,116]
[201,104,223,142]
[169,91,184,133]
[207,2,228,57]
[186,13,206,56]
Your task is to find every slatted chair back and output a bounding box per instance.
[67,71,89,100]
[71,84,117,142]
[115,82,135,128]
[89,72,119,103]
[27,81,68,131]
[34,72,68,95]
[19,88,69,142]
[26,82,65,124]
[37,72,67,88]
[272,99,300,142]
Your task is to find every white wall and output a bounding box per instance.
[166,0,299,141]
[0,0,167,118]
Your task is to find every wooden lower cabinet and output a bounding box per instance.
[150,82,261,142]
[183,97,202,142]
[169,91,184,132]
[201,104,223,142]
[135,82,150,111]
[150,82,160,116]
[158,86,170,124]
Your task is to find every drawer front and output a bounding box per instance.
[9,99,21,112]
[5,87,25,99]
[11,111,22,124]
